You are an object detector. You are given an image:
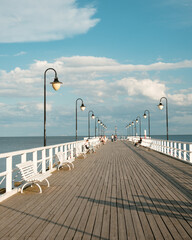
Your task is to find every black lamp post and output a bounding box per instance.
[129,122,132,136]
[95,117,100,137]
[88,110,95,138]
[143,110,150,138]
[100,122,103,136]
[136,116,141,138]
[44,68,62,146]
[76,98,86,141]
[158,97,169,140]
[126,125,128,138]
[132,120,136,136]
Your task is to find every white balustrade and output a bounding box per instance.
[127,137,192,163]
[0,138,100,202]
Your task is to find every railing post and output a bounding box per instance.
[164,141,166,154]
[189,144,192,163]
[170,142,173,156]
[64,144,67,160]
[6,157,12,192]
[183,144,186,161]
[71,144,74,159]
[21,153,26,163]
[49,148,53,170]
[33,151,37,174]
[167,141,169,155]
[42,149,46,173]
[174,142,177,158]
[178,143,181,159]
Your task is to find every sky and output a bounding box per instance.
[0,0,192,137]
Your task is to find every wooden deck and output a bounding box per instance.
[0,140,192,240]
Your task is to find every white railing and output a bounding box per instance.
[0,138,100,202]
[127,137,192,163]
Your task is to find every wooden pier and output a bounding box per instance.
[0,140,191,239]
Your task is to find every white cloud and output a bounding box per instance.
[0,56,192,106]
[55,56,192,73]
[168,93,192,106]
[116,78,166,100]
[14,51,27,56]
[36,103,52,112]
[0,0,99,43]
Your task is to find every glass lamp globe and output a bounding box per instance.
[91,114,95,119]
[98,119,100,123]
[80,103,86,111]
[136,119,138,123]
[132,122,134,125]
[143,113,147,119]
[50,77,62,91]
[158,102,164,110]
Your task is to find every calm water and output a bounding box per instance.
[0,136,85,154]
[0,135,191,154]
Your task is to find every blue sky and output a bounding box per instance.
[0,0,192,137]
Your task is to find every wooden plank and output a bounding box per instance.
[0,141,191,240]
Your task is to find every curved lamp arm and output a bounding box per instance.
[44,68,62,146]
[136,116,141,138]
[143,110,150,138]
[76,98,86,141]
[158,97,168,140]
[88,110,95,139]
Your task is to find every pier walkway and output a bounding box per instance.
[0,141,192,239]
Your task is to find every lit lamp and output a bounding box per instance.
[143,110,150,138]
[76,98,86,141]
[44,68,62,146]
[136,116,141,138]
[132,120,136,136]
[88,110,95,139]
[158,97,169,140]
[95,117,100,137]
[125,125,128,137]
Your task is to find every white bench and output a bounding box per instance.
[55,152,74,170]
[16,161,52,193]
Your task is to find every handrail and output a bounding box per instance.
[127,136,192,163]
[0,137,100,202]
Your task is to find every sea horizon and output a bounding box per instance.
[0,134,192,155]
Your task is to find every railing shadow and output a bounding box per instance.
[77,196,192,221]
[122,141,192,201]
[0,204,109,240]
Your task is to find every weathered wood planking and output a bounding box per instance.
[0,140,191,240]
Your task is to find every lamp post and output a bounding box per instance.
[158,97,169,140]
[132,120,136,136]
[143,110,150,138]
[100,122,103,136]
[126,125,128,138]
[95,117,100,137]
[136,116,141,138]
[76,98,86,141]
[88,110,95,139]
[129,122,132,136]
[44,68,62,146]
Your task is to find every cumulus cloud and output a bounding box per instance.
[0,56,192,106]
[116,78,166,100]
[0,0,99,43]
[168,92,192,106]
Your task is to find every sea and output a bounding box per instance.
[0,135,191,155]
[0,136,85,154]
